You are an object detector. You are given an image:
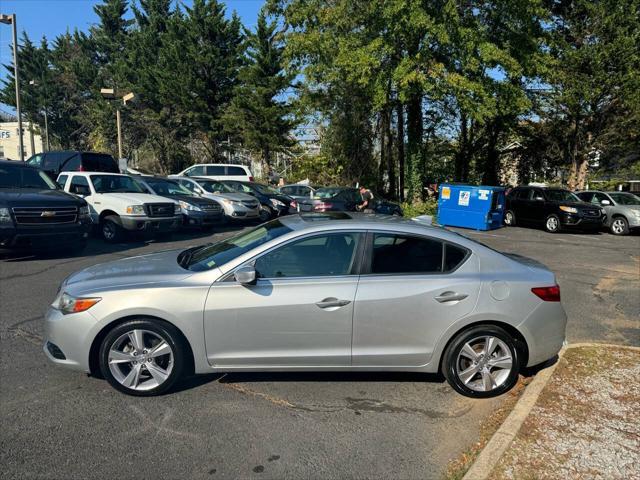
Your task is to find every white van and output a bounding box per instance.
[175,163,253,182]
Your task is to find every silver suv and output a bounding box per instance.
[576,191,640,235]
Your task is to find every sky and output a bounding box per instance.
[0,0,264,116]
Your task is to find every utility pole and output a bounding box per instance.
[100,88,135,160]
[29,79,50,151]
[1,13,24,160]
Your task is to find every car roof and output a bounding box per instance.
[0,160,36,168]
[188,163,247,168]
[58,171,127,176]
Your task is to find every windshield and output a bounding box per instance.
[0,165,57,190]
[199,180,233,193]
[91,175,145,193]
[545,189,580,202]
[184,220,292,271]
[314,187,344,199]
[609,193,640,205]
[253,183,280,195]
[145,179,192,196]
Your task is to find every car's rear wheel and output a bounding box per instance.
[442,325,521,398]
[544,214,561,233]
[504,210,515,226]
[99,319,187,396]
[610,216,629,236]
[101,216,124,243]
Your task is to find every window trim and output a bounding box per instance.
[360,230,471,277]
[219,229,368,282]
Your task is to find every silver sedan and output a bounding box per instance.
[44,213,567,397]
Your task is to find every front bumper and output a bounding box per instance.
[223,203,260,220]
[560,213,605,229]
[182,210,224,227]
[119,215,181,232]
[0,222,91,250]
[43,306,95,372]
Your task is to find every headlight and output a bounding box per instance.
[179,201,201,212]
[270,198,285,207]
[79,205,90,218]
[0,207,13,226]
[52,292,101,315]
[559,206,578,214]
[222,199,241,206]
[125,205,145,215]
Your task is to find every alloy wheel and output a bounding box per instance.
[546,216,559,232]
[455,336,513,392]
[107,329,174,391]
[102,221,116,240]
[611,218,626,235]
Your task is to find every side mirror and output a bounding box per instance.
[601,199,611,206]
[234,265,256,285]
[534,196,544,201]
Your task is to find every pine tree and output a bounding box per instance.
[225,10,295,178]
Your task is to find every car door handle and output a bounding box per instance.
[316,297,351,309]
[435,291,468,303]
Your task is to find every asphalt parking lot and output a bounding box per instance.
[1,223,638,480]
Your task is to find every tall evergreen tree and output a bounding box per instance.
[224,10,294,177]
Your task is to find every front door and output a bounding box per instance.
[352,232,480,366]
[204,232,363,367]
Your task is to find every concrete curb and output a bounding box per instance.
[461,342,640,480]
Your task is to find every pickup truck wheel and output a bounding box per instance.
[101,216,123,243]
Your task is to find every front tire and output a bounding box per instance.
[504,210,515,226]
[259,205,273,222]
[99,319,187,396]
[610,216,629,236]
[544,214,561,233]
[101,216,124,243]
[442,325,522,398]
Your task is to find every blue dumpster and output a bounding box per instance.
[437,184,506,230]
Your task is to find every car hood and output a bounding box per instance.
[64,249,192,293]
[0,188,85,207]
[99,192,178,204]
[556,201,597,210]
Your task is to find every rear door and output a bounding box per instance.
[204,165,226,179]
[226,165,251,181]
[352,232,479,366]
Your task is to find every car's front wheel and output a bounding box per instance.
[544,214,561,233]
[442,325,522,398]
[610,216,629,235]
[99,319,187,396]
[101,216,124,243]
[259,205,273,222]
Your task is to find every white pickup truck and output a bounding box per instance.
[57,172,181,242]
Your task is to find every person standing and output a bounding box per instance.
[357,185,375,213]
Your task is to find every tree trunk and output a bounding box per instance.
[482,121,500,186]
[377,112,386,194]
[406,89,423,202]
[566,116,580,190]
[396,101,405,202]
[262,146,271,179]
[454,113,468,182]
[385,103,395,199]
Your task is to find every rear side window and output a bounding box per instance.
[371,234,443,274]
[82,153,118,172]
[444,243,469,271]
[227,166,247,176]
[63,154,81,171]
[206,165,226,175]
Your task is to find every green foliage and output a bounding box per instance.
[401,199,438,219]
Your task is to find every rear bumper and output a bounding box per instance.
[120,215,181,232]
[0,223,91,250]
[517,301,567,367]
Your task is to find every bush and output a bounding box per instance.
[401,199,438,218]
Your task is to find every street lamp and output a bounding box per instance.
[100,88,135,160]
[1,13,25,161]
[29,79,50,152]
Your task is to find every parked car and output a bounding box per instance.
[295,187,403,216]
[504,186,605,233]
[170,176,260,222]
[279,184,318,201]
[57,172,181,242]
[43,212,566,398]
[221,180,293,222]
[575,190,640,235]
[174,163,253,182]
[0,160,92,252]
[26,151,119,180]
[134,177,224,230]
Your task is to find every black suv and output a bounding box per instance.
[0,161,92,251]
[26,151,119,180]
[295,187,403,216]
[505,186,605,233]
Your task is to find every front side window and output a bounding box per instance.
[199,180,233,193]
[63,154,81,171]
[254,232,361,278]
[544,189,580,202]
[57,174,69,189]
[185,166,205,176]
[370,233,444,274]
[90,175,144,193]
[69,176,91,195]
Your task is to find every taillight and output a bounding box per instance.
[290,200,298,209]
[249,176,254,182]
[531,285,561,302]
[78,165,84,171]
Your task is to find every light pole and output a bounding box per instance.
[29,79,50,152]
[100,88,134,160]
[0,13,24,161]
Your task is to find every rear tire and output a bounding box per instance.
[442,325,522,398]
[544,214,561,233]
[99,319,187,396]
[610,216,629,236]
[504,210,515,226]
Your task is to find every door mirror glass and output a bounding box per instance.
[234,265,256,285]
[534,196,544,201]
[601,199,611,205]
